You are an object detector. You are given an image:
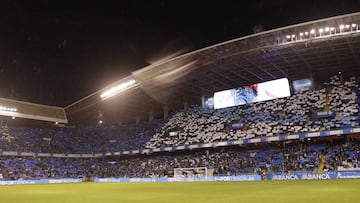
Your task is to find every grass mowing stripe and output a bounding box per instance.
[0,179,359,203]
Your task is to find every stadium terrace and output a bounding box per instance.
[0,12,360,186]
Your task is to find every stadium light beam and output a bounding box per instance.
[100,79,137,99]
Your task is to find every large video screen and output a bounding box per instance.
[214,78,290,109]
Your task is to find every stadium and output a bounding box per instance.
[1,8,360,203]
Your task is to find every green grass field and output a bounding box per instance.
[0,179,359,203]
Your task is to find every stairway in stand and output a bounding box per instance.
[317,155,327,174]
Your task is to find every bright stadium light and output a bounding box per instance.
[310,29,315,34]
[304,31,309,35]
[339,24,345,30]
[100,79,136,99]
[319,28,324,33]
[299,32,304,36]
[345,24,350,29]
[330,27,335,31]
[286,35,291,39]
[0,106,17,112]
[291,34,296,38]
[351,23,357,31]
[325,27,330,32]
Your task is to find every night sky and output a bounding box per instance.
[0,0,359,107]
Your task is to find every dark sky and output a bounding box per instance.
[0,0,359,107]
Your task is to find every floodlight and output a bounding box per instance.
[345,24,350,29]
[286,35,291,39]
[310,29,315,34]
[304,32,309,35]
[291,34,296,38]
[299,32,304,36]
[325,27,330,32]
[0,106,17,112]
[339,24,345,30]
[330,27,335,31]
[352,23,357,28]
[100,79,136,99]
[319,28,324,33]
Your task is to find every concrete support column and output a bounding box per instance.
[148,110,154,122]
[183,101,188,110]
[310,74,315,90]
[163,105,169,120]
[201,96,205,108]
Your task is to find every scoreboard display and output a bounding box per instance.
[214,78,290,109]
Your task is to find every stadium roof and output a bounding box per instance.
[65,12,360,124]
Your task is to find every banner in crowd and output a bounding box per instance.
[228,120,246,129]
[313,110,336,119]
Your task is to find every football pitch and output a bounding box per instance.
[0,179,359,203]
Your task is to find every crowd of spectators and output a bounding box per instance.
[0,75,358,154]
[0,120,164,153]
[145,75,359,148]
[0,139,359,180]
[0,75,359,180]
